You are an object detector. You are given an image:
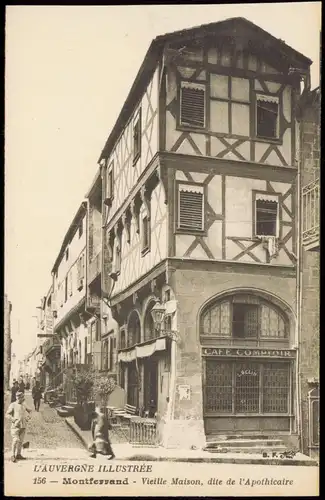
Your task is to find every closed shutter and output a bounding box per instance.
[178,184,204,231]
[180,82,205,128]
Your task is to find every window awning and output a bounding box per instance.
[256,94,279,104]
[181,81,205,91]
[118,337,166,363]
[256,193,278,202]
[179,184,204,194]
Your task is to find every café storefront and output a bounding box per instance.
[200,292,296,436]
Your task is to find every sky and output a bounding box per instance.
[5,4,321,360]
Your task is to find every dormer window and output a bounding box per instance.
[256,94,279,139]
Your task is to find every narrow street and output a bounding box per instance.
[4,392,88,460]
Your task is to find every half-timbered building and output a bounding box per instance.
[99,17,312,450]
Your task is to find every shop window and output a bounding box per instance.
[144,302,156,341]
[180,81,206,128]
[133,109,141,163]
[254,193,279,237]
[263,362,289,413]
[204,360,290,415]
[178,183,204,232]
[235,362,260,413]
[256,94,279,139]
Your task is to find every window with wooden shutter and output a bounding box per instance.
[180,81,206,128]
[178,183,204,231]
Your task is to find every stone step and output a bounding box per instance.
[206,438,284,448]
[206,434,275,441]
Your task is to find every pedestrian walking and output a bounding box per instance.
[88,406,115,459]
[6,391,32,463]
[10,381,19,403]
[18,377,25,393]
[32,381,43,411]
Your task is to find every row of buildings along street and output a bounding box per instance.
[7,17,319,459]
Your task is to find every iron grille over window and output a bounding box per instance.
[205,360,290,415]
[178,184,204,231]
[256,199,278,236]
[256,94,279,139]
[180,81,206,128]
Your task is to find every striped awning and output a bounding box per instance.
[179,184,203,194]
[181,81,205,91]
[256,193,278,202]
[118,337,166,363]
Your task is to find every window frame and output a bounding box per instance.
[255,92,280,142]
[179,80,207,131]
[175,180,206,235]
[133,107,142,164]
[200,295,288,342]
[106,161,114,201]
[252,190,281,239]
[141,213,150,256]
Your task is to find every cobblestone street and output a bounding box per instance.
[4,392,86,457]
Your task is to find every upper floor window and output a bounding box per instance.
[256,94,279,140]
[210,75,250,136]
[113,234,121,275]
[107,161,114,201]
[253,192,279,238]
[141,214,150,255]
[133,109,141,163]
[180,81,206,129]
[177,183,204,232]
[201,294,287,340]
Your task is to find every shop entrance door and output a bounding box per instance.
[144,357,158,417]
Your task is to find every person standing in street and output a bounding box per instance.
[6,391,32,462]
[18,377,25,394]
[10,381,19,403]
[88,406,115,460]
[31,381,42,411]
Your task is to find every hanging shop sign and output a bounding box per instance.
[202,347,296,358]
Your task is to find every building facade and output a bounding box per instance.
[4,294,12,391]
[98,17,312,449]
[52,202,91,386]
[298,86,320,458]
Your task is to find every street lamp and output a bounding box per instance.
[150,300,166,335]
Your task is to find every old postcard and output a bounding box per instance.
[4,4,320,497]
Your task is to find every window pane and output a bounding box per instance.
[256,199,278,236]
[231,103,250,136]
[210,100,229,133]
[263,363,289,413]
[233,304,258,338]
[205,360,233,413]
[235,362,260,413]
[210,74,229,98]
[260,305,287,338]
[231,77,250,101]
[256,100,278,138]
